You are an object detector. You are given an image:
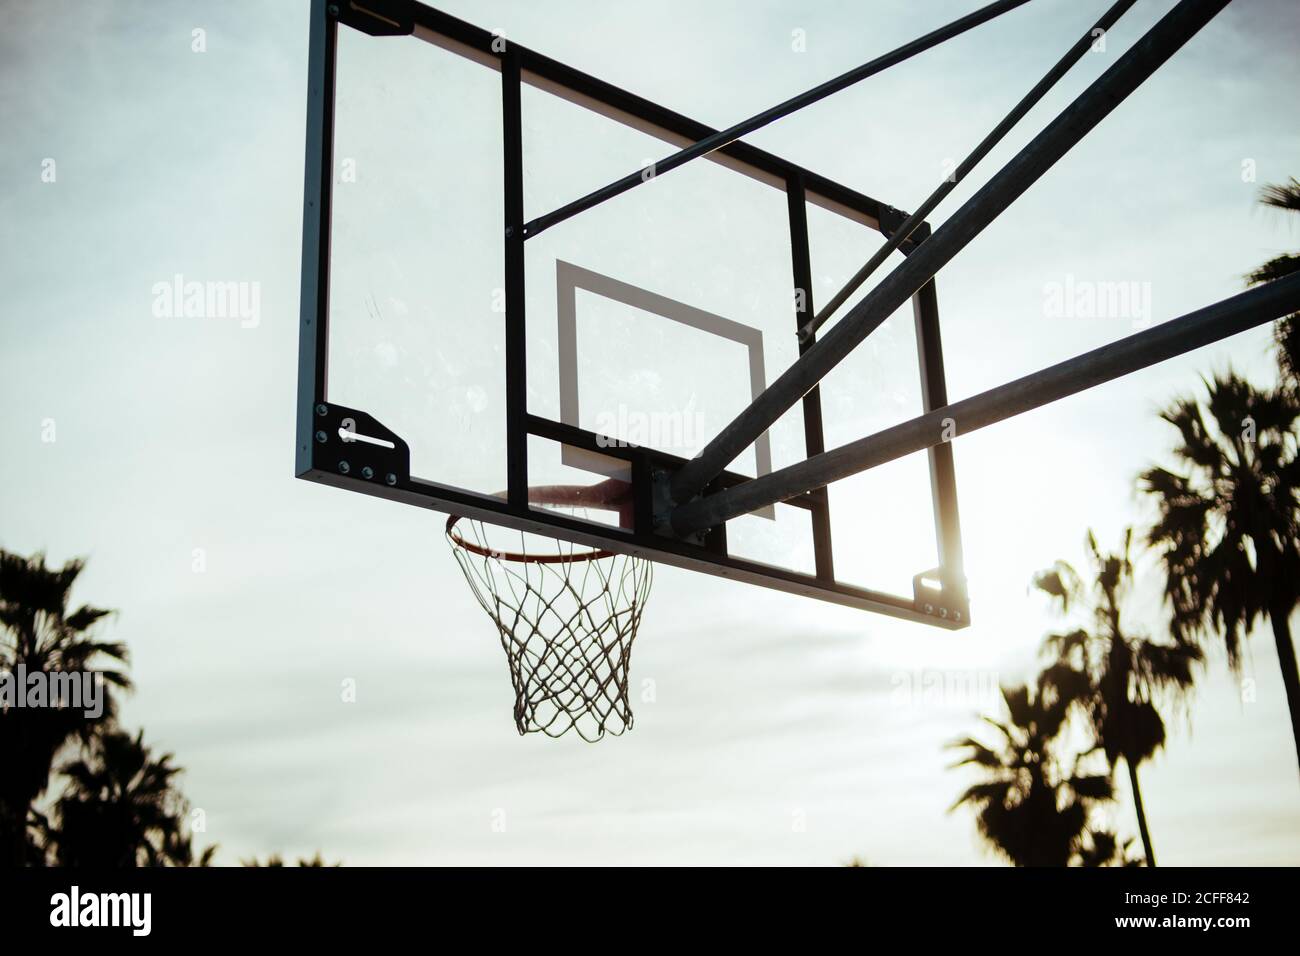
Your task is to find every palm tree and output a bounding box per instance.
[1245,176,1300,385]
[1141,374,1300,772]
[0,549,130,864]
[243,852,339,867]
[46,729,213,866]
[949,677,1115,867]
[1032,530,1201,867]
[1074,828,1140,867]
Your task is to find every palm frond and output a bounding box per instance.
[1069,774,1115,801]
[950,780,1013,811]
[1032,562,1081,610]
[947,737,1005,769]
[1276,315,1300,386]
[1258,177,1300,214]
[1245,254,1300,287]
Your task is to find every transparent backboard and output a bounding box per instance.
[299,1,966,626]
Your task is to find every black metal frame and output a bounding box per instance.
[297,0,969,627]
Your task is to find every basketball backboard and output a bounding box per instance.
[297,0,969,627]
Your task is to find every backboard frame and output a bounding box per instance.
[296,0,969,628]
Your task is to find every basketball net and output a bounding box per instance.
[446,483,653,741]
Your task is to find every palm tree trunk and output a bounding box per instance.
[1268,599,1300,774]
[1127,759,1155,867]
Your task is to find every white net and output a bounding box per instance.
[446,492,653,742]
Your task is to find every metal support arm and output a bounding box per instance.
[669,0,1232,507]
[799,0,1140,342]
[669,272,1300,535]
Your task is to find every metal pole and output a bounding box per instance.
[670,272,1300,534]
[786,173,835,581]
[912,279,965,588]
[297,0,337,475]
[800,0,1140,342]
[502,50,528,509]
[521,0,1035,239]
[670,0,1231,506]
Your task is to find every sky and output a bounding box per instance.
[1,0,1299,865]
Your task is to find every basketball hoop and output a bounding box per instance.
[446,481,653,742]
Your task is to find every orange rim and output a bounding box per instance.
[445,481,633,564]
[445,514,616,564]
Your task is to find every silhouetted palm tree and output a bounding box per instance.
[1141,374,1300,772]
[1074,828,1140,867]
[0,549,130,864]
[949,677,1114,866]
[46,729,212,866]
[1033,530,1201,867]
[243,852,339,867]
[1245,176,1300,385]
